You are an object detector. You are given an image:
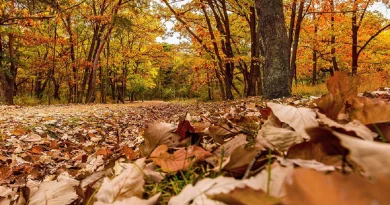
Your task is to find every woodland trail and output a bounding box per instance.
[1,74,390,205]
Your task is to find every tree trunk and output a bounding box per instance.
[351,4,359,75]
[0,33,6,103]
[3,33,17,105]
[53,80,61,100]
[247,6,260,97]
[312,13,317,85]
[65,14,78,103]
[290,0,304,85]
[86,0,122,103]
[330,0,339,73]
[258,0,291,99]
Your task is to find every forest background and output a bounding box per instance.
[0,0,390,105]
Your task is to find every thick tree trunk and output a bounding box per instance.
[258,0,291,99]
[3,33,17,105]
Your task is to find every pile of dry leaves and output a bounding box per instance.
[1,72,390,205]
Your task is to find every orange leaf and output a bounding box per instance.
[150,145,211,172]
[31,145,44,154]
[284,168,390,205]
[348,97,390,125]
[121,146,137,160]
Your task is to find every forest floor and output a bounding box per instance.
[1,73,390,205]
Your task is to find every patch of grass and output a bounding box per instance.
[14,96,41,106]
[292,83,328,96]
[144,163,218,204]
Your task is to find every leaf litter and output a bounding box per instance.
[0,72,390,204]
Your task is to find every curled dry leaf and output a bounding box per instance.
[207,124,240,144]
[277,157,335,172]
[206,134,248,168]
[317,112,376,140]
[284,168,390,205]
[80,171,107,189]
[28,179,79,205]
[208,187,280,205]
[169,176,246,205]
[257,125,303,152]
[104,193,161,205]
[94,158,146,204]
[150,145,212,172]
[169,162,291,205]
[143,162,165,183]
[19,133,41,142]
[287,127,348,166]
[245,162,294,198]
[347,96,390,125]
[267,103,318,139]
[139,123,180,157]
[333,131,390,177]
[174,120,195,141]
[313,71,359,118]
[216,145,259,173]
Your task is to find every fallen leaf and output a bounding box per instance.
[95,148,113,158]
[267,103,318,139]
[121,145,137,160]
[206,134,248,168]
[207,124,239,144]
[245,162,294,197]
[313,71,358,118]
[31,145,44,154]
[277,157,335,172]
[19,133,41,142]
[139,123,180,157]
[174,120,195,141]
[348,97,390,124]
[259,106,272,120]
[333,131,390,177]
[94,158,146,203]
[98,193,160,205]
[283,168,390,205]
[143,163,165,183]
[216,145,259,173]
[287,127,347,166]
[150,145,211,172]
[317,112,377,140]
[257,125,303,152]
[169,176,246,205]
[208,187,280,205]
[11,128,28,136]
[0,165,12,183]
[28,179,79,205]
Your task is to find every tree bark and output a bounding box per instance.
[330,0,339,73]
[86,0,122,103]
[258,0,291,99]
[290,0,304,85]
[312,13,318,85]
[247,6,261,97]
[351,1,359,75]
